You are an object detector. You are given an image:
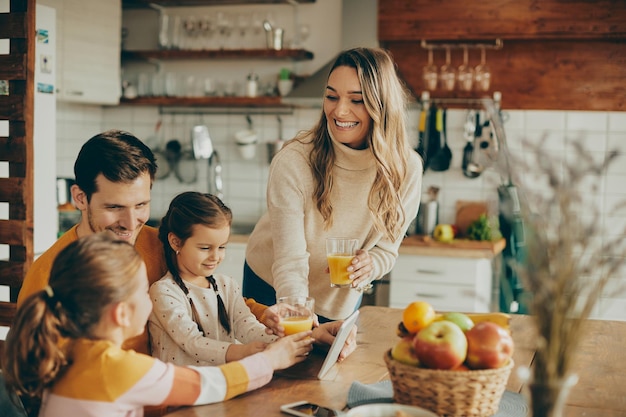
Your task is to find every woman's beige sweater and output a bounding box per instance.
[246,135,422,320]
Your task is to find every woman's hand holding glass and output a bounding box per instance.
[347,248,374,292]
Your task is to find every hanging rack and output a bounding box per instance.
[417,91,502,110]
[420,39,503,51]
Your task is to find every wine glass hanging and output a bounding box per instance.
[419,39,501,93]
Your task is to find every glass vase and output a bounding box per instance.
[528,373,578,417]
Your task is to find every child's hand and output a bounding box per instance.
[312,321,357,362]
[261,305,285,336]
[263,305,319,337]
[263,331,313,370]
[226,341,268,362]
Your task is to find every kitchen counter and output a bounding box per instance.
[228,232,505,259]
[399,235,505,259]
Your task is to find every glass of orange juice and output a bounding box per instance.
[326,237,359,288]
[277,296,315,336]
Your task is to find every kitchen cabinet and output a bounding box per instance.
[43,0,122,105]
[389,254,493,313]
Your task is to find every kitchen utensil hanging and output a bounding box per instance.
[415,105,427,171]
[267,115,285,164]
[165,138,198,184]
[428,107,452,172]
[462,110,480,178]
[190,124,223,199]
[149,119,172,181]
[151,119,199,184]
[423,102,438,171]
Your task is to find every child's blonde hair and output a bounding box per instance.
[2,233,143,399]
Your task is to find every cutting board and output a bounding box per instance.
[455,200,489,236]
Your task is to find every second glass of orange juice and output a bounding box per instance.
[277,296,315,336]
[326,238,359,288]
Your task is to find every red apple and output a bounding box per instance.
[391,337,420,366]
[465,321,514,370]
[413,321,467,370]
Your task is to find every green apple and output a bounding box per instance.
[433,224,455,242]
[441,312,474,332]
[391,337,420,366]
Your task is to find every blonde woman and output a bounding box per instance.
[244,47,423,322]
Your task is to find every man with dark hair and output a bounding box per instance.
[18,129,167,354]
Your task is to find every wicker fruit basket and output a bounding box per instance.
[383,349,514,417]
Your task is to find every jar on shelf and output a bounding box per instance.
[246,72,259,97]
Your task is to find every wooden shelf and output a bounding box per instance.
[123,0,315,8]
[119,95,288,107]
[122,48,313,61]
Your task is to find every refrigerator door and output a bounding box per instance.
[34,4,58,254]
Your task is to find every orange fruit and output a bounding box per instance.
[402,301,436,334]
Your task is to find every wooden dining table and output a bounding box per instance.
[165,306,626,417]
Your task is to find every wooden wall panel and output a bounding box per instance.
[379,0,626,41]
[385,40,626,111]
[379,0,626,111]
[0,0,35,332]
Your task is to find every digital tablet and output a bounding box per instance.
[317,309,359,379]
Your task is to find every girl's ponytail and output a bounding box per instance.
[2,288,68,399]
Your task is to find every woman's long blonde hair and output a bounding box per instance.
[1,233,143,399]
[295,47,413,241]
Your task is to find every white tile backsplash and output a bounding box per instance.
[566,110,609,132]
[55,105,626,231]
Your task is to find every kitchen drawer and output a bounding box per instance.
[389,254,493,313]
[389,281,490,312]
[392,255,491,286]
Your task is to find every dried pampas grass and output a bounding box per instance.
[500,135,626,415]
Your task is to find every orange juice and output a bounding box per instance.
[281,316,314,335]
[328,254,353,287]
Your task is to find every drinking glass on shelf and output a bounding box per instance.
[457,46,474,92]
[422,48,438,91]
[158,11,170,49]
[236,12,251,49]
[276,296,315,336]
[251,12,265,48]
[181,16,199,50]
[216,11,234,49]
[293,23,310,48]
[198,15,216,50]
[439,47,456,91]
[474,46,492,92]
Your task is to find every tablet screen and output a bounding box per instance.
[317,309,360,379]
